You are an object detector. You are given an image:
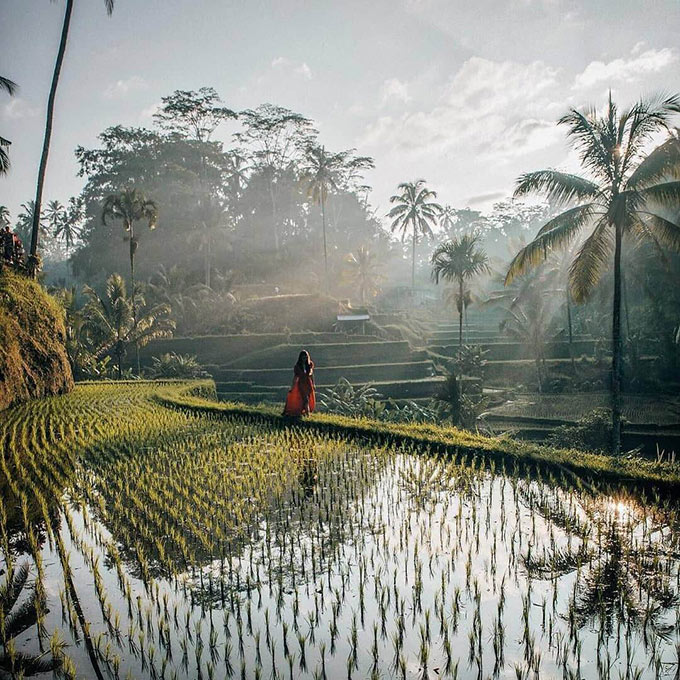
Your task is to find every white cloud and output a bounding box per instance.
[360,57,562,161]
[2,97,38,120]
[573,47,678,90]
[381,78,411,105]
[103,75,148,100]
[271,57,313,80]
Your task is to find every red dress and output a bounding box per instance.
[283,362,316,416]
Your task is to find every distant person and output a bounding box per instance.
[283,350,316,416]
[1,225,13,263]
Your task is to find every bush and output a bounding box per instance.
[546,408,615,453]
[147,353,209,379]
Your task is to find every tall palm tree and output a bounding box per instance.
[304,145,339,293]
[505,93,680,454]
[102,188,158,372]
[303,145,372,293]
[343,246,384,304]
[29,0,114,276]
[83,273,173,379]
[388,180,442,295]
[0,76,18,175]
[431,234,490,345]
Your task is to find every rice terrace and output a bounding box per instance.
[3,0,680,679]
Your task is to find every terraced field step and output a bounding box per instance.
[211,360,437,385]
[216,376,448,401]
[138,332,385,367]
[431,339,597,361]
[225,341,425,369]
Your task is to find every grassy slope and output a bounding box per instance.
[0,270,73,410]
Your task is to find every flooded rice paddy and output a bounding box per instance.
[3,393,680,679]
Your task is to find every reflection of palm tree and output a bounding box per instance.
[0,563,64,676]
[523,491,678,640]
[506,93,680,454]
[388,180,442,295]
[343,246,383,304]
[431,234,490,345]
[29,0,114,275]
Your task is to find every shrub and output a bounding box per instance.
[546,408,615,453]
[147,353,209,379]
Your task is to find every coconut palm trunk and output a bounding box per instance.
[611,219,623,455]
[29,0,74,276]
[411,217,417,295]
[566,287,575,373]
[127,220,140,375]
[458,277,464,346]
[321,185,329,294]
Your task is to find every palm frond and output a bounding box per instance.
[626,135,680,189]
[505,204,596,285]
[0,76,18,96]
[0,564,30,615]
[558,108,613,182]
[568,218,613,303]
[5,590,41,640]
[642,211,680,251]
[514,170,601,204]
[620,93,680,172]
[638,181,680,207]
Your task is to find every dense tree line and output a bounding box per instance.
[68,89,382,291]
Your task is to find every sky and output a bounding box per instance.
[2,0,680,223]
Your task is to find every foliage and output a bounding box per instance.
[82,273,174,378]
[0,75,17,175]
[388,180,442,292]
[342,245,384,304]
[546,407,616,454]
[0,563,65,677]
[431,233,490,343]
[318,377,438,423]
[147,352,209,379]
[506,94,680,452]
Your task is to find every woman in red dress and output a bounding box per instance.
[283,350,316,416]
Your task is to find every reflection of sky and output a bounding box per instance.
[7,448,680,680]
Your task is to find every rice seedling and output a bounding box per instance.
[0,381,679,678]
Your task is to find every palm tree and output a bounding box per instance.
[343,246,384,304]
[388,180,442,296]
[303,145,373,293]
[431,234,490,345]
[82,273,174,378]
[505,93,680,454]
[304,146,339,293]
[102,188,158,372]
[29,0,114,276]
[54,197,83,252]
[0,76,17,175]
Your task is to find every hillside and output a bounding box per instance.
[0,270,74,410]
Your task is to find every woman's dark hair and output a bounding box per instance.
[296,350,311,373]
